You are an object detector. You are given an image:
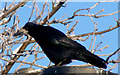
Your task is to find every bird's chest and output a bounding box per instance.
[35,36,58,50]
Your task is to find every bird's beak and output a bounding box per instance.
[14,27,28,36]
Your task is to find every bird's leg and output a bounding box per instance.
[47,64,55,68]
[56,62,62,67]
[56,59,67,67]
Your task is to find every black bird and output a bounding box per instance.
[15,22,107,68]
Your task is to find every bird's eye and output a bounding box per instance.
[26,27,29,30]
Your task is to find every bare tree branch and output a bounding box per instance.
[73,23,120,37]
[1,58,47,68]
[38,2,65,25]
[0,0,29,21]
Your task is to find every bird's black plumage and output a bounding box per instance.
[22,22,107,68]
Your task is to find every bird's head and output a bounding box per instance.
[14,22,37,37]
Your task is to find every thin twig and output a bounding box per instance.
[28,2,35,22]
[66,20,78,35]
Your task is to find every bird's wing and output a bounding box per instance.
[49,36,99,58]
[49,36,82,48]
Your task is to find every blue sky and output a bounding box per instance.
[0,1,119,73]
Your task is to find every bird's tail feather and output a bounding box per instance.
[74,50,107,69]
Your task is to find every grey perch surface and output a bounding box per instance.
[14,66,118,75]
[41,66,118,75]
